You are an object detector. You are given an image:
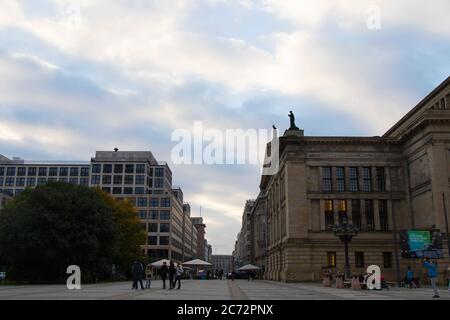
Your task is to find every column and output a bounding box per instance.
[374,200,380,230]
[320,199,325,230]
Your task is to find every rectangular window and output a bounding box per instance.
[16,177,25,187]
[135,175,145,185]
[355,252,365,268]
[92,164,101,174]
[102,187,111,194]
[324,199,334,229]
[137,197,148,207]
[0,177,3,186]
[114,164,123,174]
[26,178,36,187]
[363,167,372,192]
[125,164,134,174]
[379,200,389,231]
[59,178,68,183]
[323,167,332,192]
[80,167,90,177]
[28,167,37,176]
[103,164,112,174]
[124,187,133,195]
[160,223,170,232]
[376,167,385,192]
[349,167,359,192]
[37,178,47,185]
[102,175,112,184]
[49,167,58,176]
[159,236,169,245]
[160,210,170,220]
[327,252,336,268]
[5,177,15,186]
[6,167,16,176]
[148,236,157,246]
[91,175,101,185]
[338,200,347,224]
[0,167,4,176]
[150,198,159,207]
[70,167,79,177]
[365,200,375,231]
[48,178,57,183]
[136,164,145,174]
[80,178,89,186]
[124,175,134,185]
[351,200,361,230]
[149,210,159,220]
[38,167,47,176]
[138,210,147,219]
[336,167,345,192]
[59,167,68,176]
[148,223,158,232]
[160,198,171,207]
[113,175,123,185]
[17,167,26,176]
[135,187,145,194]
[69,178,78,185]
[383,252,392,268]
[155,168,164,177]
[148,168,154,176]
[112,187,122,194]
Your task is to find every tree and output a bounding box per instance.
[0,182,140,283]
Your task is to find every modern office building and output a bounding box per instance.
[235,76,450,283]
[0,150,201,263]
[211,255,233,274]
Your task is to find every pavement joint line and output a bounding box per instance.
[227,280,249,300]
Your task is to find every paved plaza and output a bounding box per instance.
[0,280,449,300]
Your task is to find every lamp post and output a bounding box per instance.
[332,219,359,280]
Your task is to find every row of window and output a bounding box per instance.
[91,175,165,188]
[323,167,385,192]
[327,251,393,268]
[324,199,389,231]
[138,210,171,220]
[0,177,88,187]
[144,222,171,233]
[91,163,165,176]
[147,236,170,246]
[0,167,89,177]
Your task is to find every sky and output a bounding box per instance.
[0,0,449,254]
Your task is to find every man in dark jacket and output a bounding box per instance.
[131,260,144,290]
[160,261,168,289]
[168,260,176,289]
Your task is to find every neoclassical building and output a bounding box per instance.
[260,77,450,283]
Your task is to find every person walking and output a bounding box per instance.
[423,258,440,298]
[174,264,183,290]
[168,260,176,289]
[406,266,417,288]
[131,260,144,290]
[145,264,153,289]
[160,261,168,289]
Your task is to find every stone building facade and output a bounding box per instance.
[244,77,450,283]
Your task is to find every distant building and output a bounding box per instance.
[211,255,233,274]
[191,216,206,259]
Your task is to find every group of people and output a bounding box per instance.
[131,260,184,290]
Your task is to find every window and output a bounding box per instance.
[327,252,336,268]
[136,164,145,174]
[351,200,361,230]
[59,167,68,176]
[69,178,78,185]
[28,167,37,176]
[355,252,365,268]
[362,167,372,192]
[113,175,123,184]
[139,210,147,219]
[148,168,154,176]
[135,175,145,185]
[49,167,58,176]
[323,167,332,192]
[48,178,57,183]
[376,167,385,192]
[147,178,153,187]
[150,198,159,207]
[148,236,157,245]
[102,175,112,184]
[80,178,89,186]
[0,177,3,186]
[5,177,14,186]
[135,187,145,194]
[114,164,123,174]
[80,168,89,177]
[37,178,47,185]
[38,167,47,176]
[160,223,170,232]
[148,223,158,232]
[349,167,358,192]
[338,200,347,224]
[379,200,389,231]
[26,178,36,187]
[160,198,171,207]
[125,164,134,174]
[17,167,26,176]
[102,187,111,194]
[336,167,345,192]
[92,164,101,174]
[0,167,4,176]
[6,167,16,176]
[159,236,169,245]
[365,200,375,231]
[154,178,164,188]
[124,187,133,195]
[112,187,122,194]
[70,167,79,177]
[383,252,392,268]
[149,210,159,220]
[103,164,112,174]
[137,197,148,207]
[155,168,164,177]
[324,200,334,229]
[160,210,170,220]
[124,175,134,185]
[91,175,101,185]
[59,178,68,183]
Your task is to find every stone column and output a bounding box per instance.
[320,199,325,230]
[374,200,381,230]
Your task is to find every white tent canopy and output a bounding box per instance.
[238,264,260,271]
[182,259,212,266]
[151,259,178,268]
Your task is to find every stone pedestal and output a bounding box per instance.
[283,129,304,137]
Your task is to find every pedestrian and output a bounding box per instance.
[351,274,361,290]
[335,271,344,288]
[174,264,184,290]
[168,260,176,289]
[231,270,235,281]
[406,266,416,288]
[160,261,168,289]
[423,258,440,298]
[219,269,224,280]
[131,260,144,290]
[145,264,153,289]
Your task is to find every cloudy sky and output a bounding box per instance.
[0,0,449,254]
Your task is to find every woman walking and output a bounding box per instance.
[145,264,153,289]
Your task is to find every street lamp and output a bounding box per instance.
[332,218,358,280]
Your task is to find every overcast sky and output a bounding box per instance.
[0,0,449,254]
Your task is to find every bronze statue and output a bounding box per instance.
[288,111,299,130]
